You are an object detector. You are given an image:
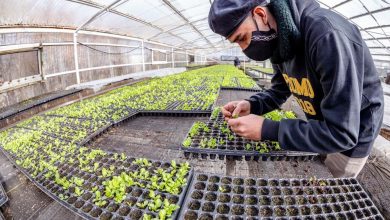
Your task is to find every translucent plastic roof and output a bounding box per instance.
[0,0,389,62]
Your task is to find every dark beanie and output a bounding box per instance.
[209,0,269,38]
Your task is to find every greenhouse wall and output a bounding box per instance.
[0,28,193,108]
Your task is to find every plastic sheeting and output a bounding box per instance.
[0,0,389,62]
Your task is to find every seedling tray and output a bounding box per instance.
[0,89,82,120]
[220,87,263,93]
[181,113,317,161]
[0,146,193,220]
[139,110,211,117]
[0,180,8,207]
[179,173,384,220]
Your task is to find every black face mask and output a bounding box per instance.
[243,16,278,61]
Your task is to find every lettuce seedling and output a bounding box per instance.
[207,138,217,149]
[74,186,84,196]
[59,194,69,200]
[136,200,149,209]
[219,185,228,193]
[200,138,207,148]
[94,162,99,172]
[211,107,221,120]
[73,177,84,187]
[182,137,192,148]
[148,198,162,212]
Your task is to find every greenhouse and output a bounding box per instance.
[0,0,390,219]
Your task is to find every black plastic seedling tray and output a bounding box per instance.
[219,87,263,93]
[139,110,211,118]
[181,113,318,161]
[0,89,82,120]
[0,146,193,220]
[179,173,384,220]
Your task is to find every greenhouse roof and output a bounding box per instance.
[0,0,389,62]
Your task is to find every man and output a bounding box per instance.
[234,56,241,68]
[209,0,384,177]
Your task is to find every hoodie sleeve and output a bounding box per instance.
[275,30,363,154]
[246,65,292,115]
[245,66,292,141]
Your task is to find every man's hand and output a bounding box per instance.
[221,100,251,121]
[228,114,265,141]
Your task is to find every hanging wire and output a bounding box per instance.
[78,42,141,55]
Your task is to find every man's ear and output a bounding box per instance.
[252,6,268,25]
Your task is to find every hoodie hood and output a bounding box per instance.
[268,0,321,64]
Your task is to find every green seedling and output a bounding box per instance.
[207,138,217,149]
[182,137,192,148]
[73,177,84,187]
[75,186,84,196]
[59,194,69,200]
[245,143,252,151]
[136,200,149,209]
[94,162,99,172]
[200,138,207,148]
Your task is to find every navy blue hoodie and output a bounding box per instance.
[247,0,384,158]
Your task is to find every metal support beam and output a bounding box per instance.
[76,0,125,33]
[369,47,388,49]
[330,0,351,9]
[38,47,44,80]
[73,33,81,84]
[161,0,215,49]
[371,53,390,57]
[66,0,190,45]
[364,36,390,41]
[171,48,175,68]
[349,6,390,20]
[374,59,390,63]
[362,24,390,32]
[185,50,189,66]
[320,1,390,54]
[147,17,208,41]
[141,41,145,72]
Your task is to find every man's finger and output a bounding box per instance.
[227,118,240,127]
[231,105,242,118]
[221,107,232,117]
[223,102,236,112]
